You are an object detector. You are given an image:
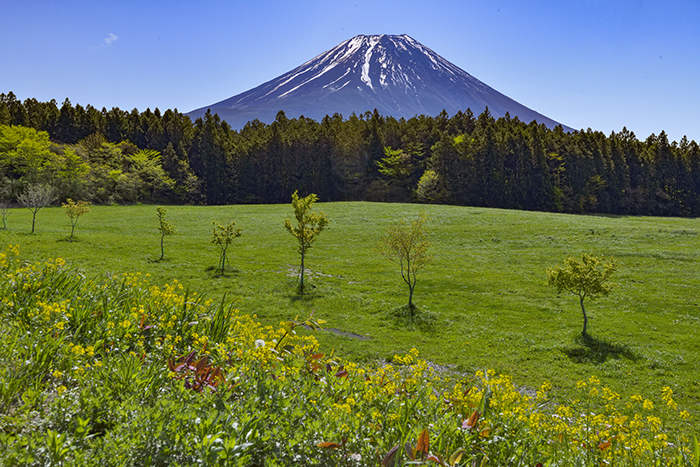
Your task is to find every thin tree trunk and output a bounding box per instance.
[404,258,412,309]
[580,296,588,335]
[160,233,165,259]
[300,250,305,291]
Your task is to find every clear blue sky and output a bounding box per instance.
[2,0,698,142]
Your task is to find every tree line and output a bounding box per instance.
[2,91,700,216]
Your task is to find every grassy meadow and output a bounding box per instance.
[1,201,699,420]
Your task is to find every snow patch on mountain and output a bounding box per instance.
[323,68,352,90]
[361,36,380,90]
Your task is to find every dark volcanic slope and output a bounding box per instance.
[188,34,572,131]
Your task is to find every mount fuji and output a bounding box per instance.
[187,34,572,131]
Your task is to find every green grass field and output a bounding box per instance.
[1,202,699,418]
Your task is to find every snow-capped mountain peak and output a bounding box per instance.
[188,34,570,131]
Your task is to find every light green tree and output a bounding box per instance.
[63,199,91,241]
[416,170,446,203]
[284,191,329,292]
[156,206,176,260]
[377,212,431,315]
[0,125,54,183]
[129,149,175,201]
[17,183,57,233]
[211,221,242,274]
[376,147,412,179]
[547,253,618,336]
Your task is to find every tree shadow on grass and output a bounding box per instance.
[562,333,639,364]
[147,257,170,264]
[386,304,438,332]
[288,283,325,303]
[204,265,240,278]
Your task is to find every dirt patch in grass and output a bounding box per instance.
[324,327,371,340]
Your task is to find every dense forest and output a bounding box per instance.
[2,91,699,216]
